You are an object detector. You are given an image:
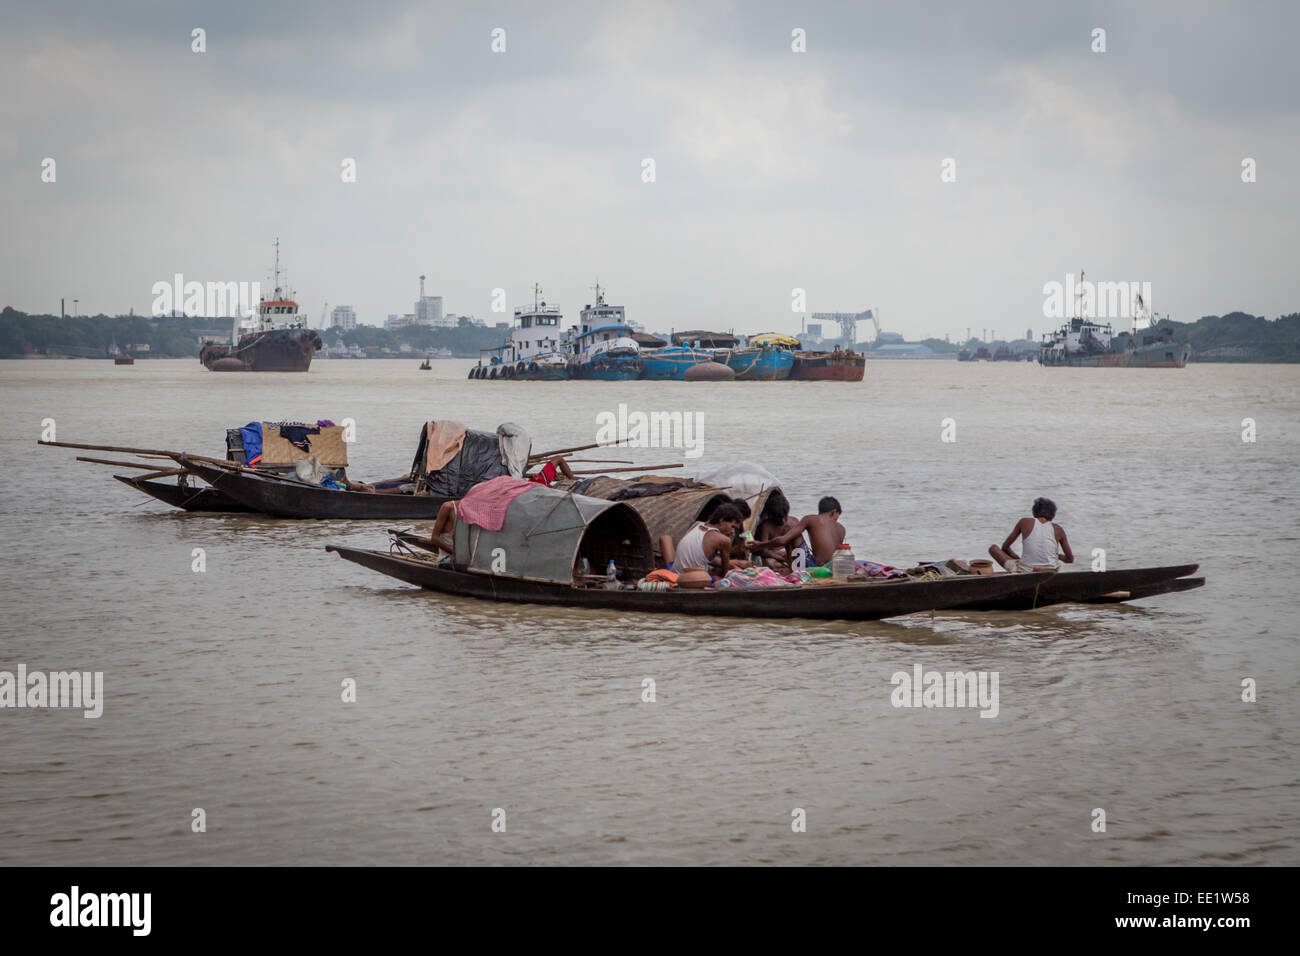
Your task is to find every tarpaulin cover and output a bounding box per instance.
[423,421,468,473]
[695,462,781,504]
[238,423,263,465]
[458,475,537,531]
[747,332,801,348]
[496,422,532,478]
[453,485,653,585]
[415,426,509,498]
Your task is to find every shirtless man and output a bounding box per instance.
[753,496,846,567]
[430,499,457,555]
[989,497,1073,571]
[659,503,749,579]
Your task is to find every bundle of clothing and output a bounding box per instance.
[717,566,811,589]
[856,560,906,578]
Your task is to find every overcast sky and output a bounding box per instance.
[2,0,1297,340]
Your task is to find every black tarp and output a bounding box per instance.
[412,425,509,498]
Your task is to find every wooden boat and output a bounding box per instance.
[327,483,1055,620]
[180,457,449,520]
[327,545,1055,621]
[948,564,1200,611]
[112,474,253,513]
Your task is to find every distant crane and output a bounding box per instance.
[810,308,880,346]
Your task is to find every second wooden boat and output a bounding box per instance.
[948,564,1200,611]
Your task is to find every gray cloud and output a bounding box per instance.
[1,0,1296,338]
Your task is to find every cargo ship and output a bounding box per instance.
[199,240,322,372]
[1038,316,1191,368]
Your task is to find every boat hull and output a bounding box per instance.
[949,564,1200,611]
[640,348,714,380]
[789,351,866,381]
[200,328,322,372]
[326,546,1054,620]
[722,347,794,381]
[181,458,446,519]
[1080,576,1204,604]
[571,356,643,381]
[113,475,254,513]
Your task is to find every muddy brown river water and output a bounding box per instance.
[1,358,1296,864]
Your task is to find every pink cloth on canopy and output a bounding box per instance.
[456,475,537,532]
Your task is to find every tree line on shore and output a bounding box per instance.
[1,306,1298,362]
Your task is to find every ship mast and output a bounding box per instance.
[592,279,604,306]
[273,237,282,299]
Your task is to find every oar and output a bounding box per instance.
[567,463,684,475]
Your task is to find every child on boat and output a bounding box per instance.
[752,496,846,567]
[989,497,1074,571]
[749,489,801,571]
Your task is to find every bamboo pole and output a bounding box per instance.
[41,440,184,458]
[41,440,244,471]
[76,456,174,470]
[528,435,633,461]
[568,463,684,475]
[563,458,634,465]
[136,468,186,480]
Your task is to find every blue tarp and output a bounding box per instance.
[239,422,263,465]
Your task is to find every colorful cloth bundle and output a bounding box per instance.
[856,560,906,578]
[717,567,795,589]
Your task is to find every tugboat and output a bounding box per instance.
[565,283,642,381]
[469,283,570,380]
[199,239,322,372]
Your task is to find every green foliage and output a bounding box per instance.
[1168,312,1300,362]
[0,308,209,358]
[325,321,509,356]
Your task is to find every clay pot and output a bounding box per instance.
[969,559,995,575]
[676,567,712,589]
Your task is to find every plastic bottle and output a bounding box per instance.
[579,557,591,578]
[606,559,618,586]
[832,543,855,578]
